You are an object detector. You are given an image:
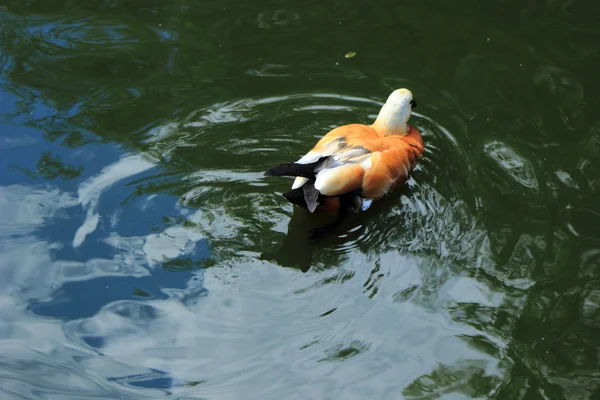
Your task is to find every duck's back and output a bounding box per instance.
[309,123,381,152]
[304,124,424,201]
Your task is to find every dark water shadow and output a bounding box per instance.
[260,183,413,272]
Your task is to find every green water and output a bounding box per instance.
[1,0,599,398]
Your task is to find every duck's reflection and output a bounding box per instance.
[261,183,413,272]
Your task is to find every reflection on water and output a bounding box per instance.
[73,154,156,247]
[0,91,515,398]
[2,0,600,398]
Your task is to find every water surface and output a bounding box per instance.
[1,0,600,398]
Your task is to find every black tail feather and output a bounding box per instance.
[263,157,327,178]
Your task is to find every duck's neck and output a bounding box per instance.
[371,103,410,136]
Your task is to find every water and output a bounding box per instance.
[1,0,599,398]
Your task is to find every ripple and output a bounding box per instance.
[532,64,585,132]
[0,87,517,398]
[246,63,293,77]
[533,64,584,106]
[133,90,498,301]
[2,0,599,397]
[0,341,138,399]
[256,10,301,28]
[58,256,508,398]
[554,169,580,190]
[483,140,539,190]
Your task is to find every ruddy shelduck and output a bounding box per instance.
[264,88,424,239]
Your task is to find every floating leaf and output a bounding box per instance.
[345,51,356,59]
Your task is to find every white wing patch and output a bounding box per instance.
[292,176,309,189]
[296,152,322,164]
[334,147,370,162]
[313,166,343,193]
[292,151,323,189]
[360,155,372,171]
[289,138,373,191]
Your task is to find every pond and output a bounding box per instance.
[1,0,599,398]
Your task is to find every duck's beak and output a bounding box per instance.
[410,99,417,109]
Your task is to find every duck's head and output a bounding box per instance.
[372,88,417,136]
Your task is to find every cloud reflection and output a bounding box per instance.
[73,154,156,248]
[0,153,209,397]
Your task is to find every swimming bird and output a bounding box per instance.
[264,88,424,240]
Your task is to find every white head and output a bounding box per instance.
[372,88,417,136]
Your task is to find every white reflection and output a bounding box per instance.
[105,224,205,269]
[1,177,510,398]
[0,183,153,298]
[0,184,77,237]
[0,171,208,397]
[73,154,156,248]
[62,253,508,399]
[0,183,155,397]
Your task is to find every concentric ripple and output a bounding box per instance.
[0,86,534,399]
[40,91,513,398]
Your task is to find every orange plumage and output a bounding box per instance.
[264,88,424,239]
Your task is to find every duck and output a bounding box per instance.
[264,88,425,240]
